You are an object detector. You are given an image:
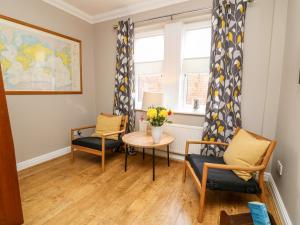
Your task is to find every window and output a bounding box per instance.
[182,25,211,112]
[134,20,211,114]
[134,32,164,108]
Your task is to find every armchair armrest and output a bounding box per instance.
[204,163,265,172]
[71,125,96,132]
[100,129,126,138]
[185,140,229,156]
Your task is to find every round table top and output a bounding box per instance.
[122,131,174,148]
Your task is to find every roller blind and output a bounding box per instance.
[182,57,209,74]
[135,61,163,75]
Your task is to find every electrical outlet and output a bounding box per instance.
[277,160,283,176]
[73,130,81,136]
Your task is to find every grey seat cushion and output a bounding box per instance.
[72,137,122,150]
[187,154,261,194]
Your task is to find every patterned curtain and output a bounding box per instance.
[113,19,135,132]
[201,0,248,156]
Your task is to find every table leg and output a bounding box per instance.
[125,145,128,172]
[153,148,155,181]
[167,145,170,167]
[143,148,145,160]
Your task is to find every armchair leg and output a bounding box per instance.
[101,138,105,172]
[258,172,267,203]
[182,161,187,183]
[198,165,208,223]
[259,185,267,204]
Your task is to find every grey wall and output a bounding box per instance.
[0,0,97,162]
[271,0,300,223]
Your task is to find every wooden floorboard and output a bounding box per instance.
[18,152,282,225]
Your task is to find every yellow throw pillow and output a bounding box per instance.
[223,129,270,181]
[92,115,122,140]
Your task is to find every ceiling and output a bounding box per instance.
[42,0,190,24]
[64,0,145,15]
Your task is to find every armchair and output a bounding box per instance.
[71,114,128,171]
[183,128,277,223]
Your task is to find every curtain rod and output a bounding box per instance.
[113,7,212,30]
[113,0,254,30]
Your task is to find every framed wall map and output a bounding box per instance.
[0,15,82,95]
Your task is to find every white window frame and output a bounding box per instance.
[179,20,211,114]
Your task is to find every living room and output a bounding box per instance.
[0,0,298,224]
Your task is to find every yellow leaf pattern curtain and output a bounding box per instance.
[201,0,248,156]
[113,19,135,132]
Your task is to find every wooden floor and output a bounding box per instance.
[18,152,281,225]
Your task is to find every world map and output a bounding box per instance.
[0,18,81,92]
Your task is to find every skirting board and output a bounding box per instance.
[16,147,292,225]
[17,146,71,171]
[265,173,293,225]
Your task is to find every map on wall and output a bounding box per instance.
[0,15,82,94]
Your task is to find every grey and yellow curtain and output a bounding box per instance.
[113,19,135,132]
[201,0,248,156]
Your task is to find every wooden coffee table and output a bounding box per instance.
[122,132,174,181]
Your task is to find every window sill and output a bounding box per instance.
[135,108,205,116]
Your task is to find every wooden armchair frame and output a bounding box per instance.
[71,114,128,171]
[182,128,277,223]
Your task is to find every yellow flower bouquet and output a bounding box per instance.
[146,106,172,127]
[146,106,172,143]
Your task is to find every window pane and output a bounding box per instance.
[134,35,164,62]
[183,28,211,58]
[137,74,163,102]
[185,73,209,106]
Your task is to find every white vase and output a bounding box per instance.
[151,126,163,144]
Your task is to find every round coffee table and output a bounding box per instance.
[122,131,175,181]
